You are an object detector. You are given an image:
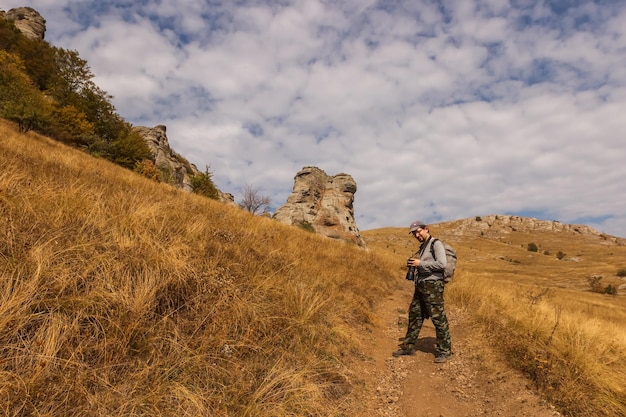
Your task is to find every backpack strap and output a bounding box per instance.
[430,238,439,260]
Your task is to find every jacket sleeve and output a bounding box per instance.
[418,239,447,275]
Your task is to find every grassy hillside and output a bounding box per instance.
[2,118,625,416]
[364,222,626,416]
[0,119,399,416]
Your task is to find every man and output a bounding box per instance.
[394,220,452,363]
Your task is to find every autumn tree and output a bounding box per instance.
[0,51,50,132]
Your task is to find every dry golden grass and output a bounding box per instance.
[364,222,626,417]
[3,118,626,416]
[0,120,398,416]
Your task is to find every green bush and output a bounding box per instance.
[298,221,315,233]
[616,268,626,277]
[109,127,152,169]
[588,276,618,295]
[190,166,219,199]
[527,242,538,252]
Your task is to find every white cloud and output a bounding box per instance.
[4,0,626,238]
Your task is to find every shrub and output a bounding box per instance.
[298,221,315,233]
[588,275,604,293]
[134,159,160,181]
[158,166,175,185]
[109,127,152,169]
[556,251,566,260]
[587,276,618,295]
[617,268,626,277]
[190,166,219,199]
[527,243,538,252]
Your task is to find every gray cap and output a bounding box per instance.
[408,220,427,234]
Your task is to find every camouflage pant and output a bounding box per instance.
[402,279,451,355]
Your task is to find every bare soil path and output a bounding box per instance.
[351,281,563,417]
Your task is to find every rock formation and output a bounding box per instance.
[2,7,46,40]
[453,214,601,235]
[133,125,235,205]
[444,214,623,244]
[273,166,367,248]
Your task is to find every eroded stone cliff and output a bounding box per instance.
[133,125,235,205]
[2,7,46,40]
[273,166,366,248]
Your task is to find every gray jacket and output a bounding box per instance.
[417,237,447,281]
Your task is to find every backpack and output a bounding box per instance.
[430,238,457,283]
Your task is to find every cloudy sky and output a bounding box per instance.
[5,0,626,237]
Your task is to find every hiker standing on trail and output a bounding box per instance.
[394,220,452,363]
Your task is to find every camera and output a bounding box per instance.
[405,258,417,281]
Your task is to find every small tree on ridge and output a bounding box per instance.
[239,183,271,215]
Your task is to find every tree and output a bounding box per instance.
[0,51,50,132]
[109,126,152,169]
[47,104,95,144]
[0,20,169,174]
[239,184,271,214]
[190,166,219,200]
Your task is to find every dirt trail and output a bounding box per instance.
[352,282,562,417]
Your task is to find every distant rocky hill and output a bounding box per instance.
[273,166,367,248]
[441,214,624,245]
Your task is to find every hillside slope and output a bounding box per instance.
[2,119,625,416]
[0,119,399,416]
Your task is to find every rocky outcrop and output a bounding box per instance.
[444,214,623,244]
[2,7,46,40]
[273,166,366,247]
[453,214,600,235]
[133,125,235,205]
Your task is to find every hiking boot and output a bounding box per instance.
[392,346,415,357]
[434,354,450,363]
